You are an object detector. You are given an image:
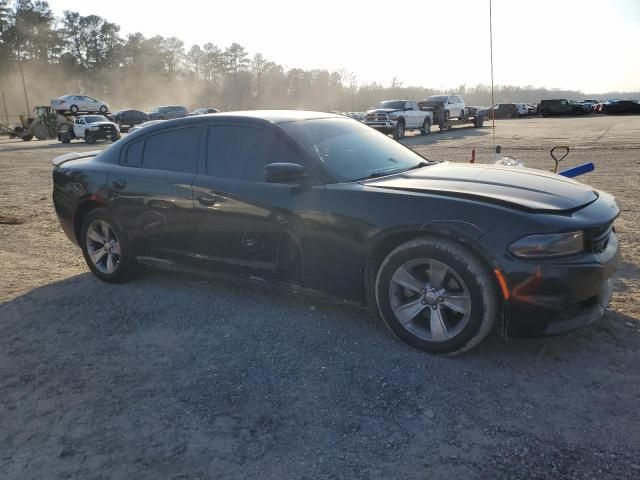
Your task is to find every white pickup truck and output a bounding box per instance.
[58,115,121,144]
[364,100,433,139]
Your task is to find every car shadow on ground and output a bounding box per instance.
[1,271,639,478]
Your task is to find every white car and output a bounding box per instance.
[422,95,466,120]
[51,94,111,115]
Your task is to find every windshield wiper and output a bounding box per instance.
[359,161,431,180]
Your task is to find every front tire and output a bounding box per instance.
[392,121,405,140]
[85,132,95,144]
[374,237,499,355]
[100,105,108,114]
[70,105,79,114]
[420,118,431,135]
[80,208,134,283]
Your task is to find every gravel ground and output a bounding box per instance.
[1,116,639,479]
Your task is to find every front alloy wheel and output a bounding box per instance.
[375,237,499,354]
[388,258,471,342]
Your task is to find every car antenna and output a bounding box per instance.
[489,0,496,152]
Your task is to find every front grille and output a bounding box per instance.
[366,113,388,122]
[588,223,613,253]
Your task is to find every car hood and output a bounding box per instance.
[86,121,116,127]
[367,108,403,114]
[361,162,598,212]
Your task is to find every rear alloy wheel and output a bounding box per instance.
[100,105,108,113]
[70,105,79,113]
[375,237,499,354]
[81,208,133,283]
[393,121,405,140]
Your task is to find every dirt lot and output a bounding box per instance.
[1,116,639,479]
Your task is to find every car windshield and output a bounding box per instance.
[281,118,430,182]
[425,96,448,104]
[375,101,406,110]
[84,115,107,123]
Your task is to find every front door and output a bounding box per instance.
[106,125,202,258]
[191,122,324,285]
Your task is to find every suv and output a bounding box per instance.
[422,95,466,120]
[149,106,189,120]
[58,115,120,144]
[539,99,588,117]
[364,100,433,139]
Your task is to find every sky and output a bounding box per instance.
[49,0,640,93]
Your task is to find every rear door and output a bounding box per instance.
[107,125,202,258]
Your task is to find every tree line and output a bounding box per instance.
[0,0,637,117]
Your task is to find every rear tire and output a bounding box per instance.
[70,105,79,114]
[100,105,108,114]
[374,237,499,355]
[80,208,134,283]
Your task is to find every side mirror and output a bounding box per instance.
[264,163,306,183]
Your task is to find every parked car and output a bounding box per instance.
[364,100,433,139]
[58,115,120,144]
[422,95,466,120]
[478,103,520,119]
[112,109,150,129]
[601,100,640,115]
[539,99,588,116]
[51,111,620,355]
[149,105,189,120]
[580,100,601,112]
[127,120,166,133]
[51,94,110,115]
[190,108,220,116]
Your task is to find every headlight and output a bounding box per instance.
[90,126,99,131]
[508,231,584,258]
[388,114,398,120]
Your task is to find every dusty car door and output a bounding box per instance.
[106,125,202,258]
[191,122,325,285]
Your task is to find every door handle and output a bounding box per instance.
[112,179,127,190]
[197,195,216,206]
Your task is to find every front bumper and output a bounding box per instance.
[503,231,621,337]
[365,121,397,133]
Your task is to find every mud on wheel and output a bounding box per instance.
[375,237,499,355]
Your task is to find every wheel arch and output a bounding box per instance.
[73,199,106,244]
[363,223,505,323]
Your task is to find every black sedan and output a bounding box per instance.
[111,109,150,129]
[52,111,620,354]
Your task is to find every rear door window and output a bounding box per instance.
[141,127,200,173]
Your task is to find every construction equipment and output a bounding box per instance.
[0,106,73,141]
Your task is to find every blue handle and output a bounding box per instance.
[559,162,595,178]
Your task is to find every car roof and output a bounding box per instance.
[124,110,343,139]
